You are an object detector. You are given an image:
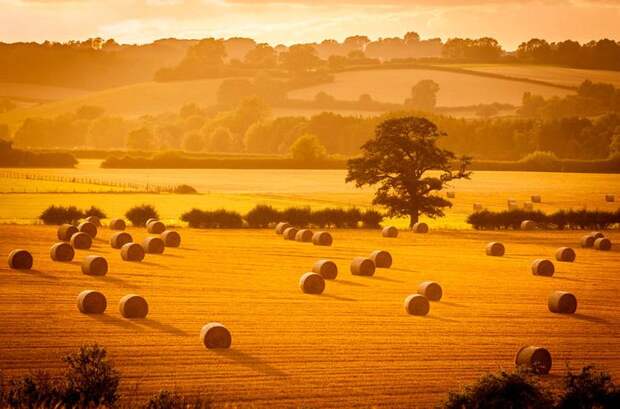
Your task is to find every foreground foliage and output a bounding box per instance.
[39,205,106,225]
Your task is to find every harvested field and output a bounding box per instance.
[0,225,618,408]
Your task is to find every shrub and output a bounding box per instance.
[343,208,362,228]
[245,205,280,228]
[126,204,159,227]
[361,209,384,229]
[442,370,554,409]
[518,151,561,172]
[467,208,620,230]
[144,390,187,409]
[281,207,312,227]
[181,209,243,228]
[83,205,107,219]
[61,344,120,408]
[6,371,61,408]
[556,366,619,409]
[173,184,198,194]
[39,205,84,225]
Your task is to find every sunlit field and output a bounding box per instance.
[0,225,618,407]
[288,68,572,106]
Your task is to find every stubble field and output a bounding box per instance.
[0,225,619,408]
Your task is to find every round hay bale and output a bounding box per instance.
[312,259,338,280]
[515,346,552,374]
[70,232,92,250]
[548,291,577,314]
[147,220,166,234]
[412,222,428,233]
[110,232,133,249]
[57,224,78,241]
[299,272,325,294]
[473,203,483,212]
[531,259,554,277]
[555,247,576,262]
[581,234,596,248]
[50,242,74,262]
[605,194,615,202]
[590,231,604,239]
[369,250,392,268]
[418,281,443,301]
[382,226,398,238]
[275,222,291,235]
[594,237,612,251]
[85,216,101,227]
[312,231,333,246]
[486,242,505,257]
[520,220,536,230]
[109,218,126,231]
[282,227,298,241]
[81,255,108,276]
[145,218,158,226]
[350,257,375,276]
[119,294,148,319]
[531,195,542,203]
[77,290,107,314]
[200,323,232,349]
[8,249,33,270]
[78,221,97,239]
[143,237,165,254]
[295,229,314,243]
[446,191,456,198]
[161,230,181,247]
[404,294,430,316]
[121,243,145,262]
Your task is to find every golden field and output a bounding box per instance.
[0,225,618,408]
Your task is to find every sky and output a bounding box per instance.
[1,0,619,50]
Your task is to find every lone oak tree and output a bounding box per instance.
[346,117,471,227]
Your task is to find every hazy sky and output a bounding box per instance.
[1,0,619,50]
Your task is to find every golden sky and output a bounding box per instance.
[1,0,619,49]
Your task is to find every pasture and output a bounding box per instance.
[0,225,618,408]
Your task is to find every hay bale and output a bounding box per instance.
[473,203,483,212]
[109,218,126,231]
[77,290,107,314]
[350,257,375,276]
[121,243,145,262]
[78,221,97,239]
[594,237,612,251]
[605,194,615,202]
[312,259,338,280]
[515,346,552,374]
[523,202,534,211]
[312,231,333,246]
[119,294,148,319]
[161,230,181,247]
[282,227,298,241]
[8,249,33,270]
[50,242,74,262]
[369,250,392,268]
[555,247,576,262]
[531,259,554,277]
[412,222,428,233]
[382,226,398,238]
[581,234,596,248]
[142,237,165,254]
[531,195,542,203]
[486,242,505,257]
[418,281,443,301]
[145,218,158,226]
[520,220,537,230]
[70,232,92,250]
[110,232,133,249]
[81,255,108,276]
[146,220,166,234]
[275,222,291,235]
[85,216,101,227]
[57,224,78,241]
[446,191,455,198]
[404,294,430,316]
[299,272,325,294]
[200,323,232,349]
[548,291,577,314]
[295,229,314,243]
[590,231,604,239]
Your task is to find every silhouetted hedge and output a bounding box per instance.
[0,139,77,168]
[125,204,159,227]
[467,209,620,230]
[181,205,385,229]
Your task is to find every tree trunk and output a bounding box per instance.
[408,212,419,228]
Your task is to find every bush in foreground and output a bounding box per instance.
[126,204,159,227]
[39,205,84,225]
[556,366,620,409]
[83,206,107,219]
